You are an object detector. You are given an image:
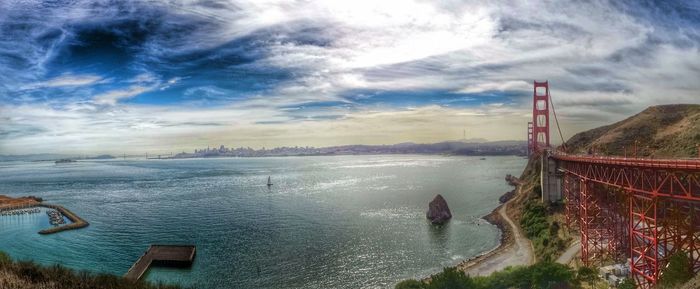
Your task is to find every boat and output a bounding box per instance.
[480,157,486,160]
[267,176,273,187]
[55,159,76,164]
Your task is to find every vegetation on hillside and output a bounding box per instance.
[515,154,571,262]
[519,189,569,262]
[659,252,694,288]
[396,262,587,289]
[565,104,700,158]
[0,251,182,289]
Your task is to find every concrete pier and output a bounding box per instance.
[0,200,89,234]
[541,150,563,202]
[37,204,89,234]
[124,245,196,282]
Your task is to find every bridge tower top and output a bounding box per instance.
[530,81,550,154]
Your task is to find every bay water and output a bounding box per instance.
[0,155,525,289]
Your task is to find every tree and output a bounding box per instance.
[395,280,425,289]
[425,267,474,289]
[576,266,597,283]
[660,252,693,287]
[617,278,636,289]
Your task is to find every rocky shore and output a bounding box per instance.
[454,175,532,276]
[454,201,514,273]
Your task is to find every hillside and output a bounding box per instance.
[565,104,700,158]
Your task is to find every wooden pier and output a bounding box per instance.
[124,245,196,282]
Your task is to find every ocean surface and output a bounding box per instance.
[0,155,525,289]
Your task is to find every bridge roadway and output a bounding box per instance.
[554,153,700,170]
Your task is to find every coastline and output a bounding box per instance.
[454,202,514,272]
[422,183,533,282]
[459,183,534,276]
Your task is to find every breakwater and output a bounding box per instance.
[0,202,89,234]
[37,204,89,234]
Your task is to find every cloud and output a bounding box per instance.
[93,85,155,105]
[0,0,698,153]
[456,81,532,94]
[24,74,105,89]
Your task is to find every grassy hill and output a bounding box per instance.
[0,252,182,289]
[565,104,700,158]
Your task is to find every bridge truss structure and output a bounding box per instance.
[556,154,700,288]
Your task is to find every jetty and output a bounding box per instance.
[0,195,89,234]
[37,204,89,234]
[124,245,196,282]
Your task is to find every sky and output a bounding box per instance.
[0,0,698,154]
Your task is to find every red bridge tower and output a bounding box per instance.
[529,81,550,154]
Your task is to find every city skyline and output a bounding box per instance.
[1,1,699,154]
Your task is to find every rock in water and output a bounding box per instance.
[426,194,452,224]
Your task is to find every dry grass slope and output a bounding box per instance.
[565,104,700,158]
[0,252,183,289]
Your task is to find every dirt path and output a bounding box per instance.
[556,240,580,265]
[461,188,535,276]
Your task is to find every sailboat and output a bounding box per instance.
[267,176,273,187]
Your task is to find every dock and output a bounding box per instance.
[37,204,89,234]
[0,196,89,235]
[124,245,196,282]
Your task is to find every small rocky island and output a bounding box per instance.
[426,194,452,225]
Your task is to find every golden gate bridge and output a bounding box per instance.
[527,81,700,289]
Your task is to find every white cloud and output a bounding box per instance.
[456,81,532,94]
[93,86,155,105]
[23,74,104,89]
[0,102,529,154]
[0,0,699,153]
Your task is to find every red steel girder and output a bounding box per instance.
[557,153,700,289]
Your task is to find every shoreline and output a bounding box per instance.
[422,182,532,282]
[454,198,515,273]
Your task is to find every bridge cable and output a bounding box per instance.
[549,91,567,151]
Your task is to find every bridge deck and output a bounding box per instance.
[554,154,700,170]
[124,245,196,282]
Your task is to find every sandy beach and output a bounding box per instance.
[455,185,535,276]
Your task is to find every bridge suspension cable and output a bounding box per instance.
[548,90,566,151]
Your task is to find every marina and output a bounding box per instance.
[47,210,66,225]
[0,207,41,216]
[0,196,89,235]
[36,204,89,235]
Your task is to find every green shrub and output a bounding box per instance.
[395,279,425,289]
[576,266,597,283]
[426,267,474,289]
[618,278,636,289]
[396,262,576,289]
[0,251,11,265]
[660,252,693,287]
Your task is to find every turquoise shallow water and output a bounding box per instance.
[0,155,525,289]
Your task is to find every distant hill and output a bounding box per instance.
[172,140,527,158]
[565,104,700,158]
